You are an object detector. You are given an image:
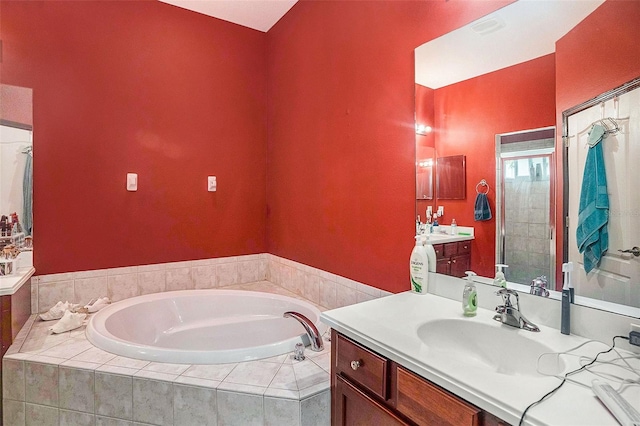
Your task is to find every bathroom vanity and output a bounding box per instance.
[425,232,473,278]
[332,330,505,425]
[321,274,640,426]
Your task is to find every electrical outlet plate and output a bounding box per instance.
[208,176,217,192]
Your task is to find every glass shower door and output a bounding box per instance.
[500,154,555,286]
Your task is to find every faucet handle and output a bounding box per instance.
[495,288,519,308]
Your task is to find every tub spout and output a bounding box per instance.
[283,311,324,352]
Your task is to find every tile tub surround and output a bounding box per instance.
[31,253,392,314]
[3,282,335,426]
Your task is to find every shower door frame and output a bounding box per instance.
[495,127,557,288]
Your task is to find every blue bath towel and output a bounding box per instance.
[474,193,492,221]
[576,124,609,274]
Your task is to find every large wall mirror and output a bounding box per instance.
[414,0,640,317]
[0,84,34,259]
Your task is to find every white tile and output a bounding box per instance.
[95,372,133,420]
[268,364,297,390]
[192,265,216,289]
[96,365,139,377]
[61,360,103,371]
[59,409,95,426]
[38,281,74,313]
[310,352,331,373]
[216,382,266,396]
[216,390,263,426]
[25,361,58,406]
[106,266,138,275]
[39,338,93,360]
[72,347,117,365]
[264,397,300,426]
[173,384,217,426]
[166,267,193,291]
[132,378,173,425]
[25,402,59,425]
[37,272,75,284]
[292,360,329,391]
[137,270,165,295]
[133,370,178,381]
[300,390,330,426]
[3,358,25,401]
[95,416,133,426]
[223,361,280,388]
[319,278,337,310]
[74,269,108,279]
[105,356,150,370]
[356,291,376,304]
[263,387,300,400]
[216,263,239,287]
[143,362,190,375]
[336,285,357,308]
[182,364,236,382]
[173,376,220,389]
[59,366,95,413]
[3,400,25,425]
[107,274,138,302]
[166,260,194,269]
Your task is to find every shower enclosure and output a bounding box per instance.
[496,128,556,288]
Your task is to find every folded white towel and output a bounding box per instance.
[48,310,87,334]
[86,297,111,313]
[39,301,74,321]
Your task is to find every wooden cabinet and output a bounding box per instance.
[434,241,471,278]
[331,330,506,426]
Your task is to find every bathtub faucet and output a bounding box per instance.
[283,311,324,352]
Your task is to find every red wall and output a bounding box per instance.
[0,1,268,274]
[266,1,511,293]
[434,54,556,277]
[554,0,640,286]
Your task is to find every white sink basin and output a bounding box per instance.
[416,319,565,377]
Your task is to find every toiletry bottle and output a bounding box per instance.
[450,219,457,235]
[561,262,574,335]
[410,236,429,294]
[416,215,422,235]
[493,264,508,288]
[462,271,478,316]
[432,214,439,230]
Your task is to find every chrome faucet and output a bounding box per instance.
[493,288,540,332]
[530,275,549,297]
[283,311,324,352]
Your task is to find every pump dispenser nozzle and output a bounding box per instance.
[494,264,508,288]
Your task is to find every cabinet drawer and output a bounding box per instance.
[336,334,389,399]
[335,375,408,426]
[395,366,481,426]
[457,240,471,254]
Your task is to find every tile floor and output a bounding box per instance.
[2,282,332,425]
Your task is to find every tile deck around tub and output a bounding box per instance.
[3,281,332,425]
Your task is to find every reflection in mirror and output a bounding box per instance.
[416,147,434,200]
[565,78,640,309]
[414,0,640,316]
[0,84,33,258]
[436,155,465,200]
[496,128,556,288]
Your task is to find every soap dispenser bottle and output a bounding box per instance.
[462,271,478,316]
[450,219,457,235]
[494,264,508,288]
[410,236,429,294]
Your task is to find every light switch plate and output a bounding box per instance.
[127,173,137,191]
[208,176,217,192]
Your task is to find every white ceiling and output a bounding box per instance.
[158,0,298,32]
[415,0,605,89]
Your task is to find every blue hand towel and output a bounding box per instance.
[474,193,492,221]
[576,124,609,274]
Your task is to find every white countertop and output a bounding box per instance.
[321,290,640,425]
[0,265,34,296]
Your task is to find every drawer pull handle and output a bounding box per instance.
[350,360,361,370]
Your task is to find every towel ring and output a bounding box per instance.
[476,179,489,195]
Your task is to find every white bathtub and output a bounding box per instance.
[86,290,327,364]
